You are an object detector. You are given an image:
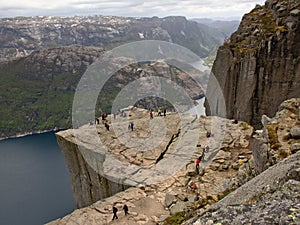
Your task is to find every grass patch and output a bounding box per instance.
[278,149,289,159]
[240,122,251,130]
[266,124,280,150]
[163,212,186,225]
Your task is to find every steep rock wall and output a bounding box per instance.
[54,109,199,209]
[205,0,300,128]
[56,132,129,208]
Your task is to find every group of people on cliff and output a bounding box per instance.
[95,107,168,133]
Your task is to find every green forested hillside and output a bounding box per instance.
[0,46,207,138]
[0,57,77,137]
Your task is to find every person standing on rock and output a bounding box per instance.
[157,108,162,116]
[195,157,200,170]
[123,204,129,215]
[129,122,134,131]
[163,108,166,116]
[104,122,110,131]
[150,111,153,119]
[112,205,118,220]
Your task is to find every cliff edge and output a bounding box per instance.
[205,0,300,128]
[49,98,299,225]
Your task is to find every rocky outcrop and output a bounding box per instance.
[205,0,300,128]
[51,106,256,224]
[252,98,300,174]
[185,150,300,225]
[50,98,300,224]
[0,15,223,62]
[184,98,300,224]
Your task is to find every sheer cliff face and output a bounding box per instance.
[205,0,300,128]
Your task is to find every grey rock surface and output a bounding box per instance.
[184,151,300,225]
[205,0,300,129]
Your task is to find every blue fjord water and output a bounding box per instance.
[0,99,206,225]
[0,132,75,225]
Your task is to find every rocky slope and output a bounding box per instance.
[49,98,299,225]
[0,15,224,62]
[0,45,207,138]
[185,97,300,225]
[185,151,300,225]
[205,0,300,128]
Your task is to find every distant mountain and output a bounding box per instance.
[190,18,240,66]
[0,45,207,138]
[0,15,224,62]
[0,15,222,138]
[191,18,240,39]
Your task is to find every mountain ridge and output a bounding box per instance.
[0,15,228,62]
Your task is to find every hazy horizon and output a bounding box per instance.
[0,0,265,20]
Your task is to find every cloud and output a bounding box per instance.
[0,0,266,19]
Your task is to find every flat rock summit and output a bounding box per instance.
[50,97,299,225]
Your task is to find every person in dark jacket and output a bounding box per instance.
[112,205,118,220]
[123,204,129,215]
[105,122,110,131]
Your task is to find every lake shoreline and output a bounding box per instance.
[0,127,68,141]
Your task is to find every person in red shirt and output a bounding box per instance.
[150,111,153,119]
[195,158,200,170]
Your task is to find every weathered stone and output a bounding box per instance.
[287,168,300,181]
[165,193,177,208]
[290,126,300,139]
[232,162,240,170]
[170,201,186,215]
[185,151,300,225]
[290,9,300,16]
[209,162,220,171]
[252,98,300,174]
[214,150,231,160]
[291,143,300,154]
[221,164,229,171]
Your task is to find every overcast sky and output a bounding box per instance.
[0,0,265,20]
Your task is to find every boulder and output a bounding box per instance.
[165,193,177,208]
[290,126,300,139]
[291,143,300,154]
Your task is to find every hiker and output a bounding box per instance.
[196,149,205,170]
[199,149,205,161]
[189,183,198,190]
[104,122,110,131]
[150,111,153,119]
[96,118,100,125]
[123,204,129,215]
[163,108,166,116]
[195,157,200,170]
[101,113,107,122]
[129,122,134,131]
[206,131,212,138]
[204,145,209,152]
[157,108,162,116]
[112,206,118,220]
